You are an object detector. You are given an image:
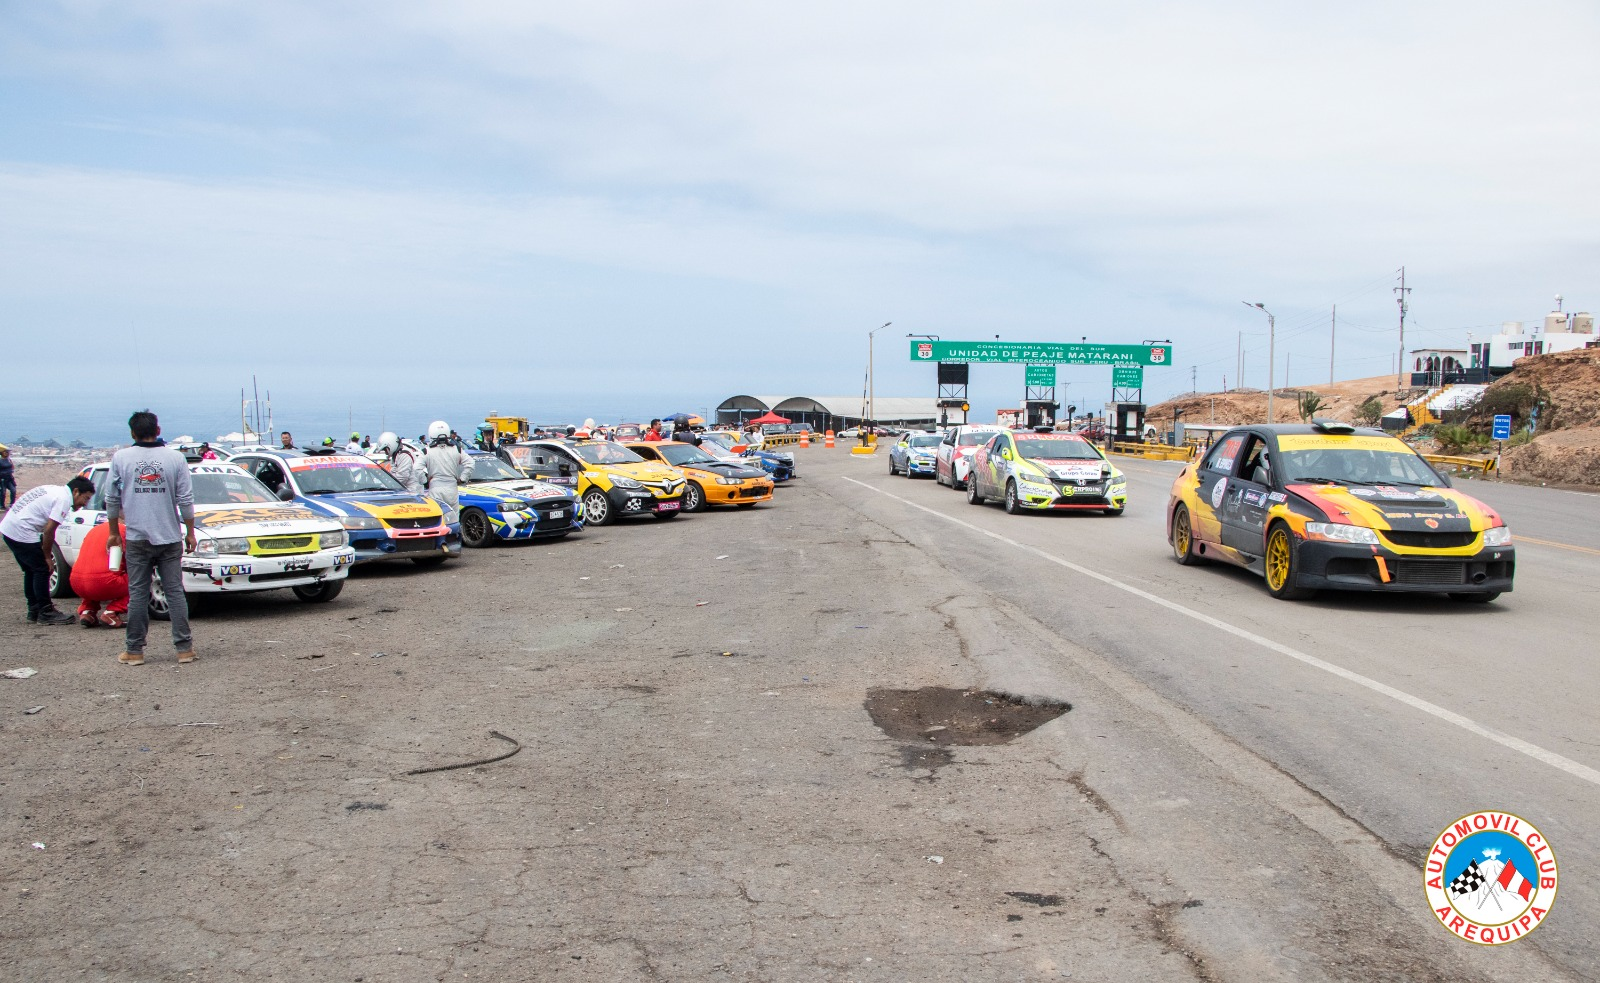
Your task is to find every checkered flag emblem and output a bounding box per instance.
[1449,859,1485,897]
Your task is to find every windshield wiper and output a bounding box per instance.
[304,489,339,495]
[1289,476,1349,485]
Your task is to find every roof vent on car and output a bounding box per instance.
[1310,418,1357,434]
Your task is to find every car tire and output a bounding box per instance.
[966,476,984,505]
[582,489,613,526]
[1448,592,1500,604]
[1170,505,1204,565]
[148,577,175,621]
[684,483,707,513]
[49,546,74,598]
[292,580,345,603]
[459,507,495,548]
[889,456,898,475]
[1264,522,1315,600]
[1003,480,1023,515]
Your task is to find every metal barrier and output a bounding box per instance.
[1423,453,1496,476]
[1109,442,1196,462]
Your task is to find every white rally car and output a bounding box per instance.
[935,424,1004,490]
[50,462,356,618]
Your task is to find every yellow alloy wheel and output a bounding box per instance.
[1265,527,1292,590]
[1173,509,1191,557]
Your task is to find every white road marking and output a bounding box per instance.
[842,475,1600,789]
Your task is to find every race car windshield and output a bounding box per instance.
[655,444,720,466]
[957,432,995,446]
[293,463,405,495]
[700,433,736,449]
[1014,438,1100,460]
[908,433,942,447]
[1278,448,1443,486]
[572,442,645,465]
[468,456,526,482]
[190,472,279,505]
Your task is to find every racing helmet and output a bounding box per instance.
[427,420,451,442]
[377,431,400,455]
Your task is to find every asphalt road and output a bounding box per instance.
[2,447,1594,981]
[835,448,1598,979]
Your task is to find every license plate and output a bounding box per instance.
[548,510,565,519]
[658,500,681,511]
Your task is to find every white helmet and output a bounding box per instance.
[583,418,596,429]
[377,431,400,455]
[427,420,450,442]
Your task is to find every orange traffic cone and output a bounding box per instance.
[824,430,835,448]
[799,433,810,448]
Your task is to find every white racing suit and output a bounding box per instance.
[422,442,470,524]
[390,446,425,497]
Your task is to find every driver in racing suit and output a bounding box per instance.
[377,432,425,496]
[422,420,470,524]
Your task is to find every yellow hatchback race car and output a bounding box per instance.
[1166,421,1514,601]
[513,439,687,525]
[966,428,1127,515]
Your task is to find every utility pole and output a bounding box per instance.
[1330,304,1336,385]
[1395,267,1410,388]
[1243,302,1276,423]
[1191,365,1197,392]
[1235,332,1241,392]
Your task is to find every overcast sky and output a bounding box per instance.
[3,1,1598,420]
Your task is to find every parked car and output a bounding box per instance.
[509,439,687,525]
[625,441,773,511]
[455,450,583,547]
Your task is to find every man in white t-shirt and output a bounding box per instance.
[1,476,95,624]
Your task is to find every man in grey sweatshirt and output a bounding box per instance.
[105,410,197,666]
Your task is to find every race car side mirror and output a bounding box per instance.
[277,486,294,501]
[1001,449,1012,460]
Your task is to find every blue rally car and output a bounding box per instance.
[457,451,584,548]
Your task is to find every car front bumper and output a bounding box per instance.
[348,528,461,562]
[906,457,937,476]
[1292,539,1516,593]
[1013,481,1128,510]
[705,481,774,505]
[179,546,357,592]
[490,501,583,539]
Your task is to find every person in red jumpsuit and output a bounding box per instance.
[70,520,129,628]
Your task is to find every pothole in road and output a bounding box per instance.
[864,687,1071,746]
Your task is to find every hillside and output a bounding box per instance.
[1147,374,1409,426]
[1487,347,1600,484]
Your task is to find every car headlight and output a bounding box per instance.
[340,515,383,530]
[1018,470,1053,485]
[204,536,250,555]
[1483,526,1512,547]
[191,536,218,558]
[609,475,643,489]
[318,530,348,549]
[715,476,743,485]
[498,500,530,513]
[1305,522,1380,545]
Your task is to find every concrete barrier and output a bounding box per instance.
[1422,453,1496,477]
[1109,442,1196,462]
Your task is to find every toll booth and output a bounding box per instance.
[1111,403,1146,443]
[1024,400,1059,429]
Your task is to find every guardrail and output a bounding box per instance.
[1109,442,1196,462]
[1422,453,1496,477]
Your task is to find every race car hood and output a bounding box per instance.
[677,461,768,480]
[300,491,444,522]
[194,504,342,537]
[748,449,794,464]
[467,479,576,502]
[600,461,685,484]
[1286,482,1502,533]
[1027,458,1109,480]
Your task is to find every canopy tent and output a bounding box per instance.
[664,413,706,426]
[749,411,791,425]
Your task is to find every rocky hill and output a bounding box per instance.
[1147,374,1411,427]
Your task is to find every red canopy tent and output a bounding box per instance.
[749,411,791,425]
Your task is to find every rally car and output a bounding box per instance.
[456,450,583,547]
[624,441,773,511]
[50,462,356,617]
[504,439,687,526]
[935,424,1003,489]
[888,431,942,478]
[1166,421,1514,601]
[229,449,460,565]
[966,429,1126,515]
[699,432,795,482]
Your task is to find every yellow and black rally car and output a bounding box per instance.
[1166,421,1513,601]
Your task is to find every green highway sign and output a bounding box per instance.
[1112,365,1144,389]
[1024,364,1056,387]
[910,340,1172,366]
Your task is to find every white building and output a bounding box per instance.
[1472,310,1598,377]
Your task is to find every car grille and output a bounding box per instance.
[248,571,314,583]
[1394,561,1466,585]
[384,517,436,529]
[739,486,768,498]
[254,535,313,552]
[394,538,442,553]
[530,500,569,514]
[1382,531,1477,549]
[642,480,682,494]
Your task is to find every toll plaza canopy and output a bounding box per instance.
[716,395,939,429]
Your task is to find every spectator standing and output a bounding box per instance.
[0,444,15,509]
[70,519,129,628]
[279,431,294,450]
[1,475,93,624]
[345,432,362,453]
[644,419,663,441]
[198,442,219,461]
[105,410,197,666]
[361,435,372,450]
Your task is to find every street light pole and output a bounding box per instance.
[1243,302,1276,423]
[868,322,892,426]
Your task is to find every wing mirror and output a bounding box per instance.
[276,486,295,501]
[1000,449,1012,460]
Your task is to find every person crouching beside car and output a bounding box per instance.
[1,475,94,625]
[71,518,129,628]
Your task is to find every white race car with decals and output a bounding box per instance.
[51,462,357,618]
[966,429,1127,515]
[935,424,1004,489]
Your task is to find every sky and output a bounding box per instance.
[3,1,1598,439]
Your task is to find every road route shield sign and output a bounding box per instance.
[1492,414,1512,440]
